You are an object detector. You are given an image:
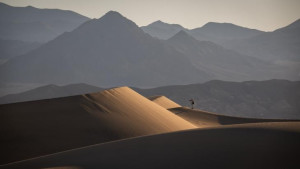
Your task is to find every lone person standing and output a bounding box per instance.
[189,99,195,109]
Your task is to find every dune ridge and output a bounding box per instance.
[80,87,196,136]
[0,87,195,164]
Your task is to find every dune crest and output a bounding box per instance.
[148,95,181,109]
[81,87,195,136]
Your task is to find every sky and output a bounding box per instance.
[1,0,300,31]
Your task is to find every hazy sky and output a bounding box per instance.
[1,0,300,31]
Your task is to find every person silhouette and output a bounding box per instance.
[189,99,195,109]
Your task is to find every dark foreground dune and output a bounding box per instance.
[2,122,300,169]
[170,107,300,127]
[0,87,195,164]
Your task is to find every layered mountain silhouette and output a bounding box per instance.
[0,39,42,64]
[0,83,103,104]
[0,11,211,87]
[1,11,292,87]
[141,20,186,39]
[167,30,274,81]
[227,19,300,62]
[189,22,264,44]
[142,20,263,44]
[0,2,89,42]
[143,19,300,65]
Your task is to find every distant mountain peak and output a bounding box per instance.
[153,20,164,24]
[147,20,185,29]
[103,10,123,18]
[168,30,196,41]
[202,22,237,29]
[96,10,137,27]
[25,6,37,10]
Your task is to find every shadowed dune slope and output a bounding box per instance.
[148,95,181,109]
[0,87,195,164]
[3,122,300,169]
[170,107,300,127]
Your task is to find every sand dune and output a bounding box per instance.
[3,122,300,169]
[148,95,181,109]
[0,87,195,164]
[170,107,300,127]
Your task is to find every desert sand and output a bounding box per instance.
[2,122,300,169]
[170,107,299,127]
[148,95,181,109]
[0,87,195,164]
[1,87,299,168]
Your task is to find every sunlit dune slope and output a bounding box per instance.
[0,87,196,164]
[4,122,300,169]
[170,107,300,127]
[148,95,181,109]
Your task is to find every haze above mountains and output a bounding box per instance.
[0,2,299,89]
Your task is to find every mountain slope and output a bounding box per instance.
[227,19,300,62]
[0,39,42,64]
[167,30,275,81]
[0,2,90,42]
[0,11,210,87]
[0,86,195,164]
[189,22,264,44]
[141,20,263,44]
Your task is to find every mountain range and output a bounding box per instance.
[167,30,274,81]
[142,19,300,64]
[0,11,211,87]
[142,20,264,43]
[227,19,300,62]
[1,10,296,88]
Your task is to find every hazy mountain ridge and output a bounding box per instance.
[0,11,209,87]
[142,20,264,44]
[0,39,42,64]
[143,19,300,65]
[141,20,187,39]
[0,83,103,104]
[167,30,275,81]
[0,6,298,89]
[227,19,300,62]
[0,2,90,42]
